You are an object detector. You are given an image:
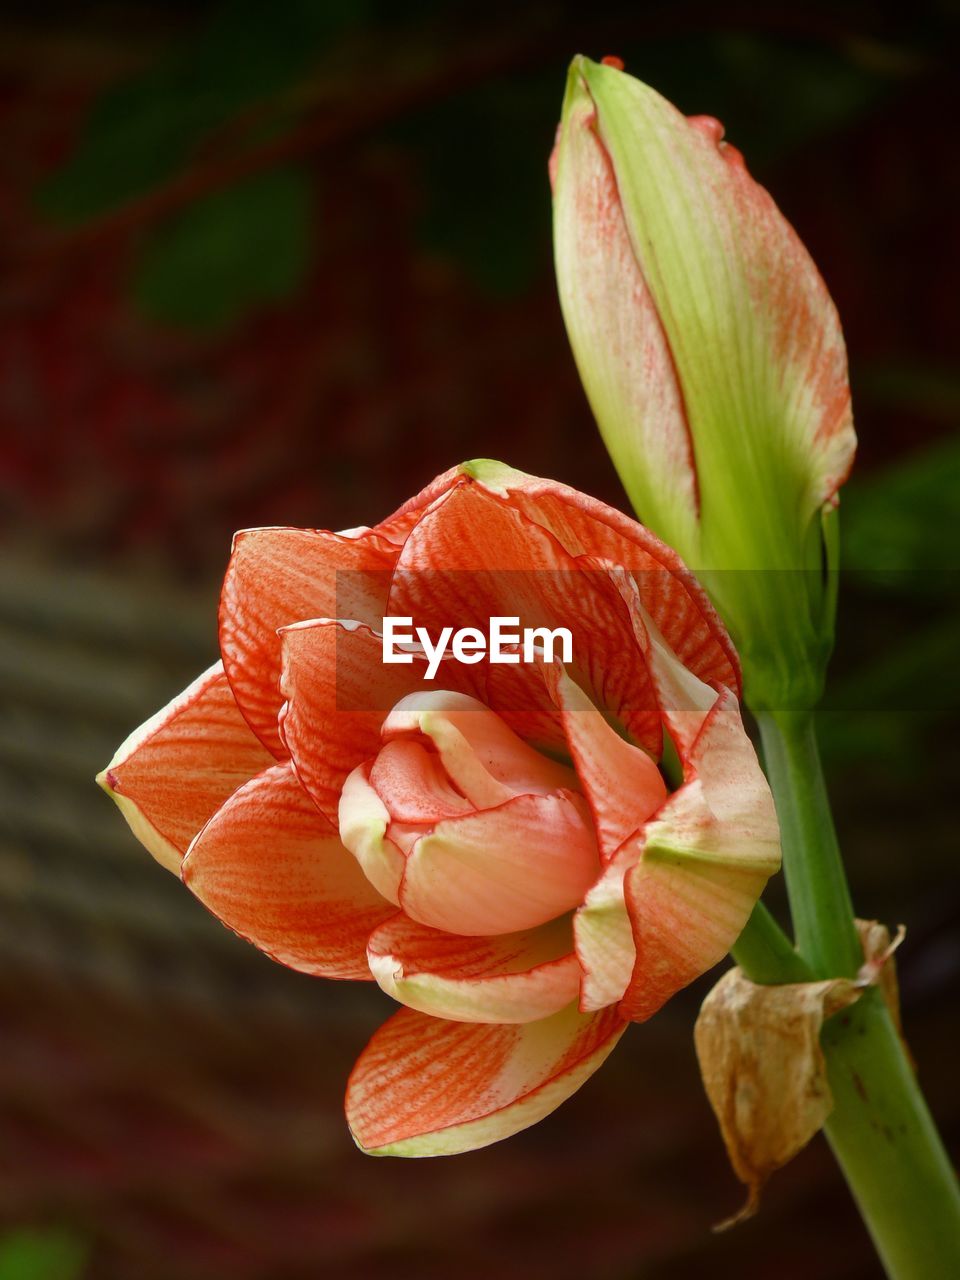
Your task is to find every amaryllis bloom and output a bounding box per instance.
[97,460,780,1155]
[552,57,857,713]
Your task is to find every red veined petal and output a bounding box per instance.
[279,619,473,824]
[220,526,398,756]
[388,480,662,752]
[552,86,701,564]
[460,459,739,693]
[546,663,666,860]
[182,761,394,979]
[619,688,780,1021]
[366,914,579,1023]
[97,662,273,873]
[346,1002,626,1155]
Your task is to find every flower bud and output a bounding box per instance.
[552,56,856,711]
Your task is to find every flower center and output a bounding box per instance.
[338,690,600,936]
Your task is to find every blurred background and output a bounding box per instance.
[1,1,957,1277]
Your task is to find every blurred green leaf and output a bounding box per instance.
[823,432,960,772]
[819,619,960,777]
[842,433,960,575]
[0,1229,87,1280]
[38,0,367,222]
[395,72,557,296]
[132,168,313,329]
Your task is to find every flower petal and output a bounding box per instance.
[279,619,454,824]
[400,792,599,936]
[546,664,666,859]
[182,762,394,979]
[461,459,739,693]
[552,76,701,565]
[620,687,781,1021]
[382,690,577,806]
[338,761,406,904]
[96,662,273,873]
[366,914,580,1023]
[370,738,478,821]
[346,1003,626,1155]
[220,527,398,755]
[389,479,662,751]
[574,847,637,1012]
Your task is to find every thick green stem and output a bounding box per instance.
[756,708,862,978]
[731,901,811,984]
[823,991,960,1279]
[753,709,960,1277]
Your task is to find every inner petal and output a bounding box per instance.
[399,791,600,935]
[369,739,473,823]
[382,689,579,804]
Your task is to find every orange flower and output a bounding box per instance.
[98,461,780,1155]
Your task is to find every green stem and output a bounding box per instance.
[731,901,811,984]
[756,708,862,978]
[821,989,960,1279]
[754,708,960,1277]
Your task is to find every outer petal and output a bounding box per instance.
[366,914,580,1024]
[368,465,462,542]
[219,526,398,756]
[346,1003,626,1156]
[182,762,394,979]
[96,662,273,873]
[400,792,599,936]
[460,460,739,692]
[620,686,781,1021]
[388,479,662,752]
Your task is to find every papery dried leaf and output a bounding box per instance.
[694,919,904,1228]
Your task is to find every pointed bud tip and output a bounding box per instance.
[601,55,625,70]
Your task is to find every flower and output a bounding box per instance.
[551,57,857,713]
[97,460,780,1155]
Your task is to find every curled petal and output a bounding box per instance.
[338,762,406,904]
[382,690,577,806]
[574,848,637,1012]
[620,688,781,1022]
[546,664,666,859]
[369,738,475,822]
[183,762,394,979]
[367,914,580,1023]
[96,662,273,873]
[346,1003,626,1156]
[400,792,599,936]
[220,527,397,755]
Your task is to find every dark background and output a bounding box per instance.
[1,2,957,1277]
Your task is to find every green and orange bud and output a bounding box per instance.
[552,55,856,712]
